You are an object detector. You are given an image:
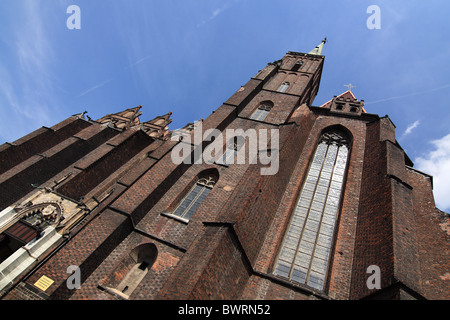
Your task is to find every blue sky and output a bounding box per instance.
[0,0,449,211]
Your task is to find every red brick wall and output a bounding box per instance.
[350,120,394,299]
[0,118,91,174]
[57,130,153,200]
[22,208,130,300]
[189,226,250,300]
[406,168,450,299]
[0,125,117,209]
[70,232,183,300]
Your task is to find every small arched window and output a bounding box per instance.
[277,82,290,93]
[115,243,157,298]
[273,128,351,291]
[251,101,273,121]
[292,60,303,71]
[172,174,218,221]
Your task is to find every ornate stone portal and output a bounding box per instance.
[12,188,90,236]
[0,188,91,293]
[21,203,62,231]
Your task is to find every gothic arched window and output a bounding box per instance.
[277,82,290,93]
[172,174,218,221]
[251,101,273,121]
[273,128,351,291]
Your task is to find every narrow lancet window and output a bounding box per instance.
[274,129,351,291]
[172,175,217,221]
[217,136,245,165]
[292,60,303,71]
[277,82,290,93]
[251,101,273,121]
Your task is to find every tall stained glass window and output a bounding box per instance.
[273,129,351,291]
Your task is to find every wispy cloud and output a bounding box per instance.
[128,54,153,68]
[400,120,420,140]
[212,7,227,19]
[78,78,114,97]
[365,83,450,105]
[415,133,450,212]
[0,1,59,142]
[77,53,154,98]
[196,3,233,28]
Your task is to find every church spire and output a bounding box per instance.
[96,106,142,130]
[139,111,173,139]
[309,37,327,55]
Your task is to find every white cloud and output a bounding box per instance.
[400,120,420,139]
[415,133,450,212]
[196,2,235,28]
[211,7,226,18]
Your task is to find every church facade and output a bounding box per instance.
[0,41,448,300]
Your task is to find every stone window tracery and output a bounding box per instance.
[274,128,351,291]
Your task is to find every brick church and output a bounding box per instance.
[0,40,448,300]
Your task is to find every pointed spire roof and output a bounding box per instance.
[97,106,142,130]
[309,38,327,55]
[139,111,173,139]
